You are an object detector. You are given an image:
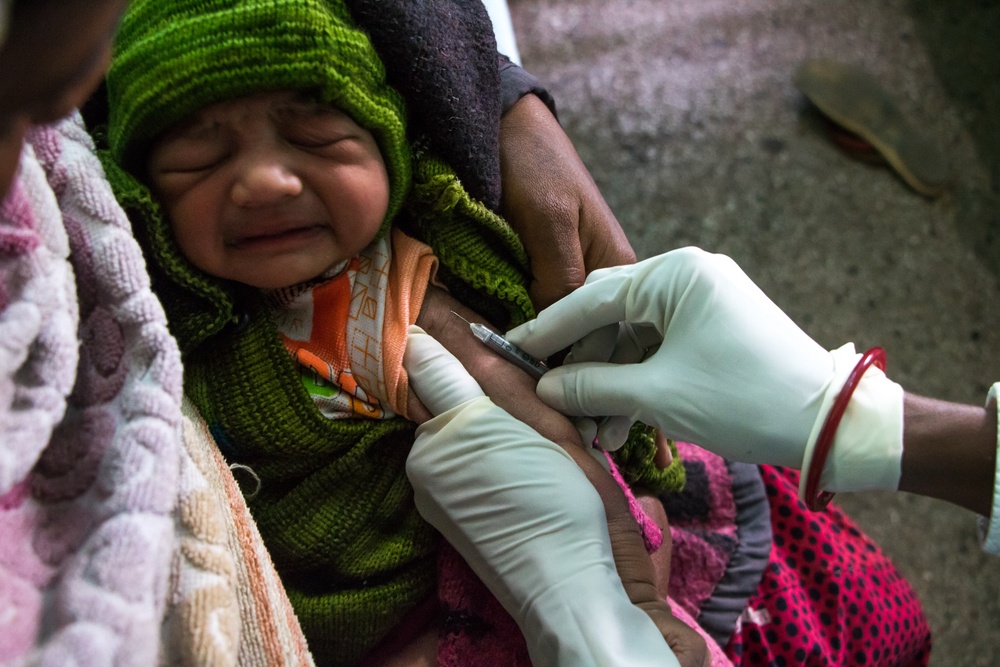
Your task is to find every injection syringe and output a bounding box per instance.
[451,311,549,380]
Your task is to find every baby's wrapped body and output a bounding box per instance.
[101,0,692,664]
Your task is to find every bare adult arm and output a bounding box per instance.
[898,393,997,516]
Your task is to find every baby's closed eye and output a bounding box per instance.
[283,121,354,149]
[149,137,228,177]
[281,123,377,163]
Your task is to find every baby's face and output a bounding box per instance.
[148,91,389,289]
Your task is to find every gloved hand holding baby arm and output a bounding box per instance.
[404,325,709,667]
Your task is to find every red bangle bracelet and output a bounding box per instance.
[804,347,887,511]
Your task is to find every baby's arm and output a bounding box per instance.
[408,285,706,665]
[414,286,584,450]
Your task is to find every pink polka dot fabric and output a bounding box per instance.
[725,466,931,667]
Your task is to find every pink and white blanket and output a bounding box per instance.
[0,115,312,667]
[0,113,182,664]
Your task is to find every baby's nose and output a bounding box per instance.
[231,161,303,207]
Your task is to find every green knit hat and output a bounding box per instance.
[106,0,410,232]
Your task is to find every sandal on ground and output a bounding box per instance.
[794,58,951,197]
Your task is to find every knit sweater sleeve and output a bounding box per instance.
[346,0,503,209]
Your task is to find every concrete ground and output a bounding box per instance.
[508,0,1000,664]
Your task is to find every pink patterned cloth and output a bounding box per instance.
[606,450,665,553]
[0,115,184,666]
[665,443,740,620]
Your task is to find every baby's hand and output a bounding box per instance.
[604,497,708,667]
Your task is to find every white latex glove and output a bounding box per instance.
[404,326,680,667]
[506,247,904,495]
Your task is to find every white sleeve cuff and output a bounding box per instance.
[977,382,1000,557]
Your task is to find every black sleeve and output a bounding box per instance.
[498,54,558,119]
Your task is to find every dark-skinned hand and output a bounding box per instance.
[498,93,636,310]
